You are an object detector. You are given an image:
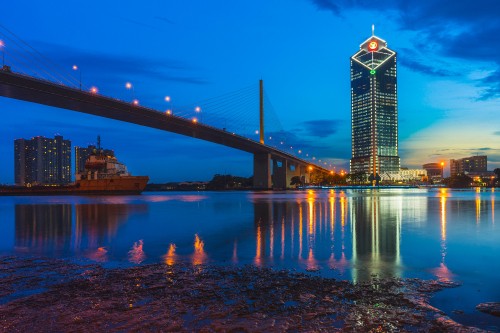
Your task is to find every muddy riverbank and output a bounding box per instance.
[0,256,487,332]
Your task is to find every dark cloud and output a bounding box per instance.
[154,16,175,25]
[310,0,341,15]
[398,51,455,77]
[299,119,343,138]
[308,0,500,99]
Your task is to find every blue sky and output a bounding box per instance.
[0,0,499,183]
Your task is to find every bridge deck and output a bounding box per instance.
[0,70,329,172]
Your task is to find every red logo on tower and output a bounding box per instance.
[368,40,378,52]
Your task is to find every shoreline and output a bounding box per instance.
[0,256,488,332]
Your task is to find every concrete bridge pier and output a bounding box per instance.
[272,158,287,190]
[253,153,271,189]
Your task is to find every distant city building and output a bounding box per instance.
[75,145,114,175]
[350,27,400,179]
[450,156,487,176]
[14,135,71,185]
[423,163,444,179]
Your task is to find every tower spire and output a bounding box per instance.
[372,24,375,36]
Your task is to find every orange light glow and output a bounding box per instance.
[125,82,132,89]
[128,239,146,264]
[90,86,98,94]
[166,110,172,115]
[164,243,176,266]
[133,99,139,105]
[255,223,262,266]
[192,234,207,265]
[165,96,171,102]
[192,117,198,123]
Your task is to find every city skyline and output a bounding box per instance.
[0,0,499,183]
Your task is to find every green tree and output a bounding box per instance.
[442,174,473,188]
[290,176,303,187]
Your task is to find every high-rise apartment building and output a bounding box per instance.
[14,135,71,185]
[450,156,487,176]
[350,27,400,181]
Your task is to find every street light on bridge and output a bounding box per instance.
[125,82,135,102]
[0,40,5,67]
[72,65,82,90]
[165,96,173,115]
[195,106,202,122]
[90,86,98,94]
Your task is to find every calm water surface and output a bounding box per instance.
[0,188,498,328]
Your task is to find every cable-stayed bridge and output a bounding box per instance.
[0,26,334,189]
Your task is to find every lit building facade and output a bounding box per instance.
[450,155,487,176]
[350,28,400,180]
[14,135,71,185]
[423,162,444,179]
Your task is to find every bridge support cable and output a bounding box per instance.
[0,24,80,88]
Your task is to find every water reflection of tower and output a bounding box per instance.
[15,204,72,254]
[350,193,402,281]
[252,194,333,270]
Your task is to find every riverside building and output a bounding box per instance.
[350,27,400,183]
[14,135,71,186]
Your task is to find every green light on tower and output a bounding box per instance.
[370,69,376,75]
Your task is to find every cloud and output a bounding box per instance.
[11,41,209,89]
[310,0,341,15]
[494,131,500,136]
[398,53,455,77]
[307,0,500,99]
[154,16,175,25]
[299,119,343,138]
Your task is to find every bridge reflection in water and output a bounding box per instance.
[10,190,497,282]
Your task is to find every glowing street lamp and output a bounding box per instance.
[125,82,135,102]
[133,99,139,106]
[90,86,98,94]
[165,96,173,115]
[195,106,202,122]
[0,40,4,67]
[72,65,82,90]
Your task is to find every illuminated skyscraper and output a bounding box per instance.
[14,135,71,185]
[350,27,400,182]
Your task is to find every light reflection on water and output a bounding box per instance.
[0,189,498,325]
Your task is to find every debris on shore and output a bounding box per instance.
[476,303,500,317]
[0,256,485,332]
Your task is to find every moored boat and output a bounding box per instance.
[0,150,148,196]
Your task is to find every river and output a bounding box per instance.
[0,188,498,328]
